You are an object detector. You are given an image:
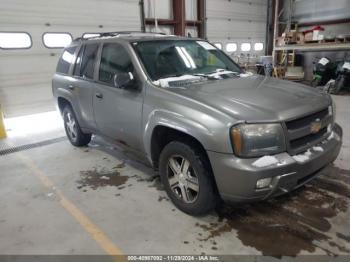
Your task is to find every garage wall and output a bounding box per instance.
[0,0,141,117]
[206,0,268,62]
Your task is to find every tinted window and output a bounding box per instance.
[74,44,99,79]
[99,43,133,85]
[56,46,77,74]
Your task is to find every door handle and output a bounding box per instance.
[95,92,103,99]
[67,84,75,90]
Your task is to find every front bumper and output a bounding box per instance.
[208,123,343,203]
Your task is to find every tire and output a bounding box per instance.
[159,141,218,216]
[62,105,91,147]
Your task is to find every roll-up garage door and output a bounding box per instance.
[206,0,267,62]
[0,0,140,117]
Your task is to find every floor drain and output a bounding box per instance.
[0,136,67,156]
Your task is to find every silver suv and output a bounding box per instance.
[52,32,342,215]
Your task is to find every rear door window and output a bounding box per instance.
[73,43,99,79]
[56,46,77,74]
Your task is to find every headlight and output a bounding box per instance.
[231,123,286,158]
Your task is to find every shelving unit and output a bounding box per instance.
[271,0,350,81]
[275,42,350,52]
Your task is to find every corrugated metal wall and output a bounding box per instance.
[0,0,140,117]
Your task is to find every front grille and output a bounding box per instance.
[286,108,329,130]
[289,127,327,149]
[285,107,332,153]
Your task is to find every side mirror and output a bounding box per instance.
[113,72,134,89]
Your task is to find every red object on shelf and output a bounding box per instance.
[303,25,325,34]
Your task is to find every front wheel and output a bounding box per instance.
[159,141,218,216]
[63,106,91,147]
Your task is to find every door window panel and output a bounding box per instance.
[241,43,251,52]
[99,43,133,85]
[43,33,72,48]
[226,43,237,52]
[0,32,32,49]
[254,42,264,51]
[82,33,101,39]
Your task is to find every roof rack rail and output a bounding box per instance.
[72,31,166,42]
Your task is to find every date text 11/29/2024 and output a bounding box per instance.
[127,255,220,261]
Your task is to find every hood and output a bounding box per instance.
[168,75,331,122]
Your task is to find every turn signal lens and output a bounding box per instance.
[231,127,242,155]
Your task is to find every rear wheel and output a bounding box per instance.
[63,106,91,146]
[159,141,218,216]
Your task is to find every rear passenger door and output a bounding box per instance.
[71,43,99,130]
[93,42,144,150]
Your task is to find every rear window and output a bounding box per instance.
[56,46,77,74]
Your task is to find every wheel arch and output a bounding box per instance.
[150,125,220,197]
[149,125,213,173]
[57,96,72,114]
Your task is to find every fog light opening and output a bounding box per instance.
[256,177,273,189]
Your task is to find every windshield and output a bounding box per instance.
[132,40,242,81]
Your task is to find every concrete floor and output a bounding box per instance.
[0,95,350,258]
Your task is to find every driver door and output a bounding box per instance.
[93,42,143,150]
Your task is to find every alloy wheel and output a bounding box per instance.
[167,155,199,203]
[66,112,77,141]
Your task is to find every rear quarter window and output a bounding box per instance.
[56,46,77,74]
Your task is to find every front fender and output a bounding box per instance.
[142,108,232,163]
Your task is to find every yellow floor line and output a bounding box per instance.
[17,153,126,260]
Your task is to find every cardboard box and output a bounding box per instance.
[276,37,286,47]
[304,32,313,42]
[296,33,304,44]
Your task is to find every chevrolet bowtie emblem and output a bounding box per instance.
[310,119,322,134]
